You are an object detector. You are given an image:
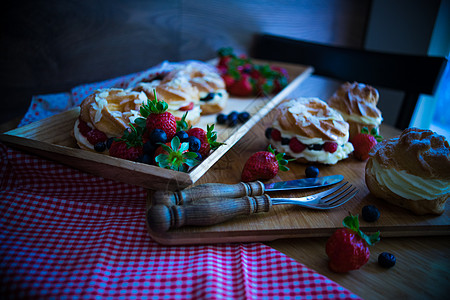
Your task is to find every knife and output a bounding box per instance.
[151,175,343,207]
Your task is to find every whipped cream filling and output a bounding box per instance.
[369,159,450,200]
[73,119,95,150]
[168,104,202,121]
[338,111,382,126]
[272,139,353,165]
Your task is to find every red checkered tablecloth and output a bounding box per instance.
[0,144,360,299]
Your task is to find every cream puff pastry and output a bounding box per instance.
[73,88,147,152]
[266,97,354,164]
[365,127,450,215]
[328,82,383,140]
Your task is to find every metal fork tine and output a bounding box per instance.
[321,184,353,203]
[326,187,357,206]
[311,182,349,199]
[327,189,358,208]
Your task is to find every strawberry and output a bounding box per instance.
[323,142,338,153]
[228,74,254,97]
[351,127,383,161]
[138,90,177,141]
[154,136,199,172]
[216,47,289,97]
[326,214,380,273]
[109,124,144,161]
[221,74,236,88]
[241,145,289,182]
[187,124,224,158]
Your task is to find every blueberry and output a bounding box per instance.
[227,111,238,122]
[143,140,156,155]
[362,205,380,222]
[187,136,201,152]
[200,92,215,102]
[139,153,152,165]
[265,128,273,139]
[305,166,319,178]
[281,137,290,145]
[216,113,227,125]
[175,130,189,142]
[94,142,106,152]
[228,118,238,127]
[106,137,115,149]
[149,129,167,145]
[238,112,250,123]
[194,152,203,161]
[308,144,323,151]
[378,252,396,268]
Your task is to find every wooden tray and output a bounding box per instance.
[146,123,450,245]
[0,60,313,191]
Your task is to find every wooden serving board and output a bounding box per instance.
[0,60,313,191]
[146,121,450,245]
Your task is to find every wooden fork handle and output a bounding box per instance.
[147,194,272,232]
[151,181,265,206]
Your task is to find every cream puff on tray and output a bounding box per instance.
[129,61,229,125]
[265,97,354,164]
[365,127,450,215]
[73,88,148,153]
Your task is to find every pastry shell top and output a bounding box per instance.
[370,127,450,180]
[173,62,226,94]
[79,88,146,137]
[276,97,350,143]
[328,82,382,120]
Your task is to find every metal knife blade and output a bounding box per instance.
[264,175,344,192]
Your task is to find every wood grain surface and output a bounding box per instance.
[1,0,370,123]
[267,236,450,300]
[145,120,449,245]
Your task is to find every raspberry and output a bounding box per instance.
[270,129,282,141]
[77,119,92,136]
[323,142,338,153]
[289,137,306,153]
[86,129,108,145]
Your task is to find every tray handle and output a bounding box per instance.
[147,195,272,232]
[152,181,265,206]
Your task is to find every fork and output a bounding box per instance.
[147,182,358,232]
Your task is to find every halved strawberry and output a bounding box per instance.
[179,102,194,111]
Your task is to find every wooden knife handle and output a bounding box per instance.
[147,194,272,232]
[151,181,265,207]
